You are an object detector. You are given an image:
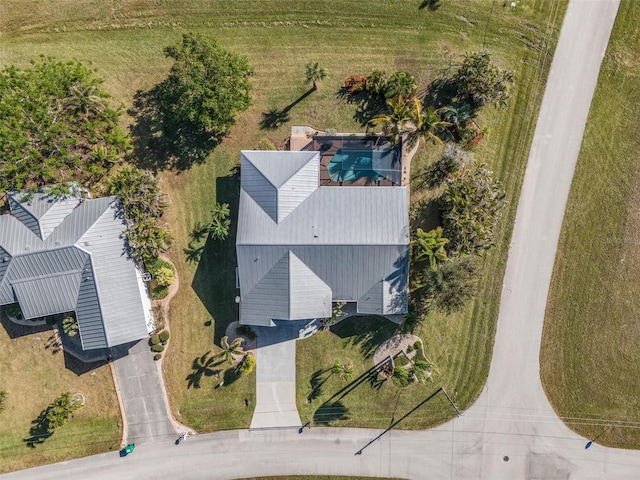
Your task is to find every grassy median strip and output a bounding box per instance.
[541,0,640,449]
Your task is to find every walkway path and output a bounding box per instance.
[0,1,634,478]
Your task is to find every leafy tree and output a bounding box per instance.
[62,316,78,337]
[217,336,244,364]
[454,50,514,109]
[0,56,129,191]
[412,227,449,271]
[418,256,480,314]
[158,33,253,138]
[209,202,231,240]
[45,392,82,430]
[425,142,474,187]
[440,163,506,255]
[304,62,327,90]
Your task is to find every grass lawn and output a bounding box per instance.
[0,314,121,474]
[541,0,640,449]
[1,0,566,441]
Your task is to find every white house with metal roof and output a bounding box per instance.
[236,150,410,327]
[0,191,152,350]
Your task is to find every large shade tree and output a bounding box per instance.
[158,33,253,139]
[453,50,514,109]
[0,56,129,191]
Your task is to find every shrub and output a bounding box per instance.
[153,353,162,361]
[0,390,6,414]
[5,303,21,318]
[62,316,79,336]
[146,257,173,276]
[236,325,256,341]
[150,334,161,346]
[343,75,366,95]
[257,138,276,150]
[151,344,164,353]
[159,330,170,343]
[392,366,410,387]
[406,344,414,353]
[239,354,256,375]
[151,285,169,299]
[154,266,176,287]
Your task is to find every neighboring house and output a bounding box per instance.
[236,147,409,327]
[0,191,152,350]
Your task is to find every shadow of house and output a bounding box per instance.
[191,171,241,344]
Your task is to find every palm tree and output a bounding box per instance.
[217,336,244,364]
[67,82,105,118]
[412,227,449,271]
[209,202,231,240]
[369,97,450,147]
[368,96,414,146]
[304,62,327,90]
[331,360,355,382]
[405,99,451,148]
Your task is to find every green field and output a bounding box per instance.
[541,0,640,449]
[0,0,567,468]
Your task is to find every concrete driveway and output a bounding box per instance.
[111,340,177,445]
[250,321,305,429]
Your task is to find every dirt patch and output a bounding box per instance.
[373,333,421,367]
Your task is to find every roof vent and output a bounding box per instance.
[24,245,30,251]
[2,257,8,263]
[55,240,61,246]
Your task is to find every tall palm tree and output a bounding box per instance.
[405,99,451,148]
[369,97,450,147]
[412,227,449,271]
[217,336,244,364]
[304,62,327,90]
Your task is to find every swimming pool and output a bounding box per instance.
[327,148,398,183]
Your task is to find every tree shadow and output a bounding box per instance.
[313,401,350,426]
[186,351,224,389]
[336,87,387,127]
[419,0,441,11]
[331,316,400,358]
[24,408,53,448]
[259,88,315,130]
[307,368,332,402]
[128,86,220,172]
[192,170,241,345]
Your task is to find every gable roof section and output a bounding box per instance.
[240,151,319,223]
[77,205,149,348]
[240,251,332,325]
[8,192,81,241]
[12,272,82,319]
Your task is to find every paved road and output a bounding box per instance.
[111,340,176,445]
[0,1,633,478]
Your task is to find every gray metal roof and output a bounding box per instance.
[241,151,320,223]
[0,193,149,350]
[236,150,409,326]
